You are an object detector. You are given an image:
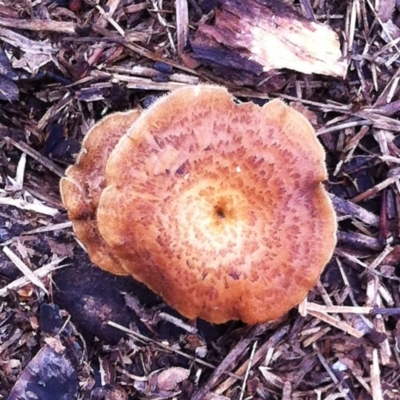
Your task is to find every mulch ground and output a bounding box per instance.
[1,0,400,399]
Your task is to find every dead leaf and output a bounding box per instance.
[378,0,396,22]
[46,238,75,258]
[44,336,65,354]
[156,367,190,391]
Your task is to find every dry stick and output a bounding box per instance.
[239,341,258,400]
[3,246,49,295]
[336,248,400,282]
[307,301,400,327]
[329,193,379,227]
[233,91,351,112]
[106,65,198,84]
[306,303,373,314]
[0,26,54,53]
[299,0,315,21]
[157,312,198,334]
[370,308,400,316]
[342,126,370,163]
[337,231,382,252]
[319,259,374,337]
[191,323,269,400]
[370,349,384,400]
[355,110,400,132]
[336,258,365,311]
[22,183,61,209]
[187,0,203,17]
[0,222,73,247]
[258,366,284,390]
[0,16,76,34]
[37,95,74,132]
[307,310,364,338]
[14,153,26,190]
[0,192,59,217]
[96,4,125,36]
[94,70,195,91]
[3,137,65,178]
[242,93,400,133]
[176,0,189,56]
[302,327,331,348]
[0,257,66,297]
[345,0,356,52]
[317,119,371,135]
[369,245,394,270]
[96,0,123,30]
[316,281,334,307]
[374,314,392,366]
[351,175,400,203]
[215,326,289,395]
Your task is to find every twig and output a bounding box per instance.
[3,246,49,295]
[308,310,364,338]
[370,349,383,400]
[96,4,125,36]
[176,0,189,56]
[329,193,379,227]
[0,16,76,34]
[238,340,257,400]
[0,190,59,216]
[351,174,400,203]
[157,312,198,334]
[3,137,65,178]
[0,255,67,297]
[306,302,373,314]
[0,222,73,247]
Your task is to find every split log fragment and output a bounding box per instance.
[191,0,347,78]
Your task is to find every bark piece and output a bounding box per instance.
[191,0,346,77]
[8,345,78,400]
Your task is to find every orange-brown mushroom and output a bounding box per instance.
[60,110,140,275]
[90,85,337,324]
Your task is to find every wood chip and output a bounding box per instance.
[370,349,383,400]
[308,310,364,338]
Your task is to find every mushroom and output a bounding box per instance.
[60,110,141,275]
[89,85,337,324]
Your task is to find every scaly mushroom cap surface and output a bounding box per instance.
[60,110,141,275]
[96,85,337,324]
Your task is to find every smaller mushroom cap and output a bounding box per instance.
[60,110,141,275]
[96,85,337,324]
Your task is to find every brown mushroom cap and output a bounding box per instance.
[60,110,141,275]
[96,85,337,324]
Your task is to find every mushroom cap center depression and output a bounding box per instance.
[175,179,255,268]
